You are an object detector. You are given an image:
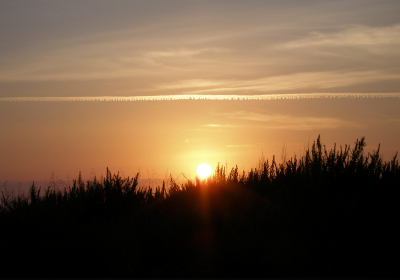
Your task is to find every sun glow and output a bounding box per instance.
[196,163,212,179]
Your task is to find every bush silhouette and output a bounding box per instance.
[0,135,399,277]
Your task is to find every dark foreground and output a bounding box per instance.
[1,136,399,277]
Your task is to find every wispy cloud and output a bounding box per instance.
[1,93,399,102]
[1,1,399,98]
[177,150,227,160]
[226,144,253,148]
[146,47,230,58]
[279,24,400,54]
[384,118,400,123]
[154,70,400,94]
[221,111,359,130]
[202,124,236,128]
[156,79,224,90]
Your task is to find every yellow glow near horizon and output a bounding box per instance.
[197,163,212,179]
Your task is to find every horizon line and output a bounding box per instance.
[1,93,400,102]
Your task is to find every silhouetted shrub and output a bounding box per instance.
[0,135,399,277]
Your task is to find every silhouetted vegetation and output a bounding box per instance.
[0,136,399,277]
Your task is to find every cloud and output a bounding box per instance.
[279,24,400,54]
[1,20,399,98]
[156,79,224,90]
[177,150,227,160]
[155,71,400,94]
[221,111,359,130]
[202,124,236,128]
[146,47,230,58]
[226,144,253,148]
[1,93,399,102]
[384,118,400,123]
[1,1,400,101]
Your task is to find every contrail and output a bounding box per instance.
[1,93,400,102]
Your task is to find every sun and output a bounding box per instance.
[197,163,212,179]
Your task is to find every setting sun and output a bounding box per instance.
[196,163,212,179]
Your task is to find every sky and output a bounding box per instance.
[1,0,400,188]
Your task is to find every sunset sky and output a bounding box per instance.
[1,0,400,186]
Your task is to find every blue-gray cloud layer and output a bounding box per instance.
[1,0,399,97]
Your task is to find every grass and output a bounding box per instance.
[0,135,399,277]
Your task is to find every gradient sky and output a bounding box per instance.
[1,0,400,185]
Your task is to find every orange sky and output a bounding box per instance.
[1,0,400,185]
[1,97,399,183]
